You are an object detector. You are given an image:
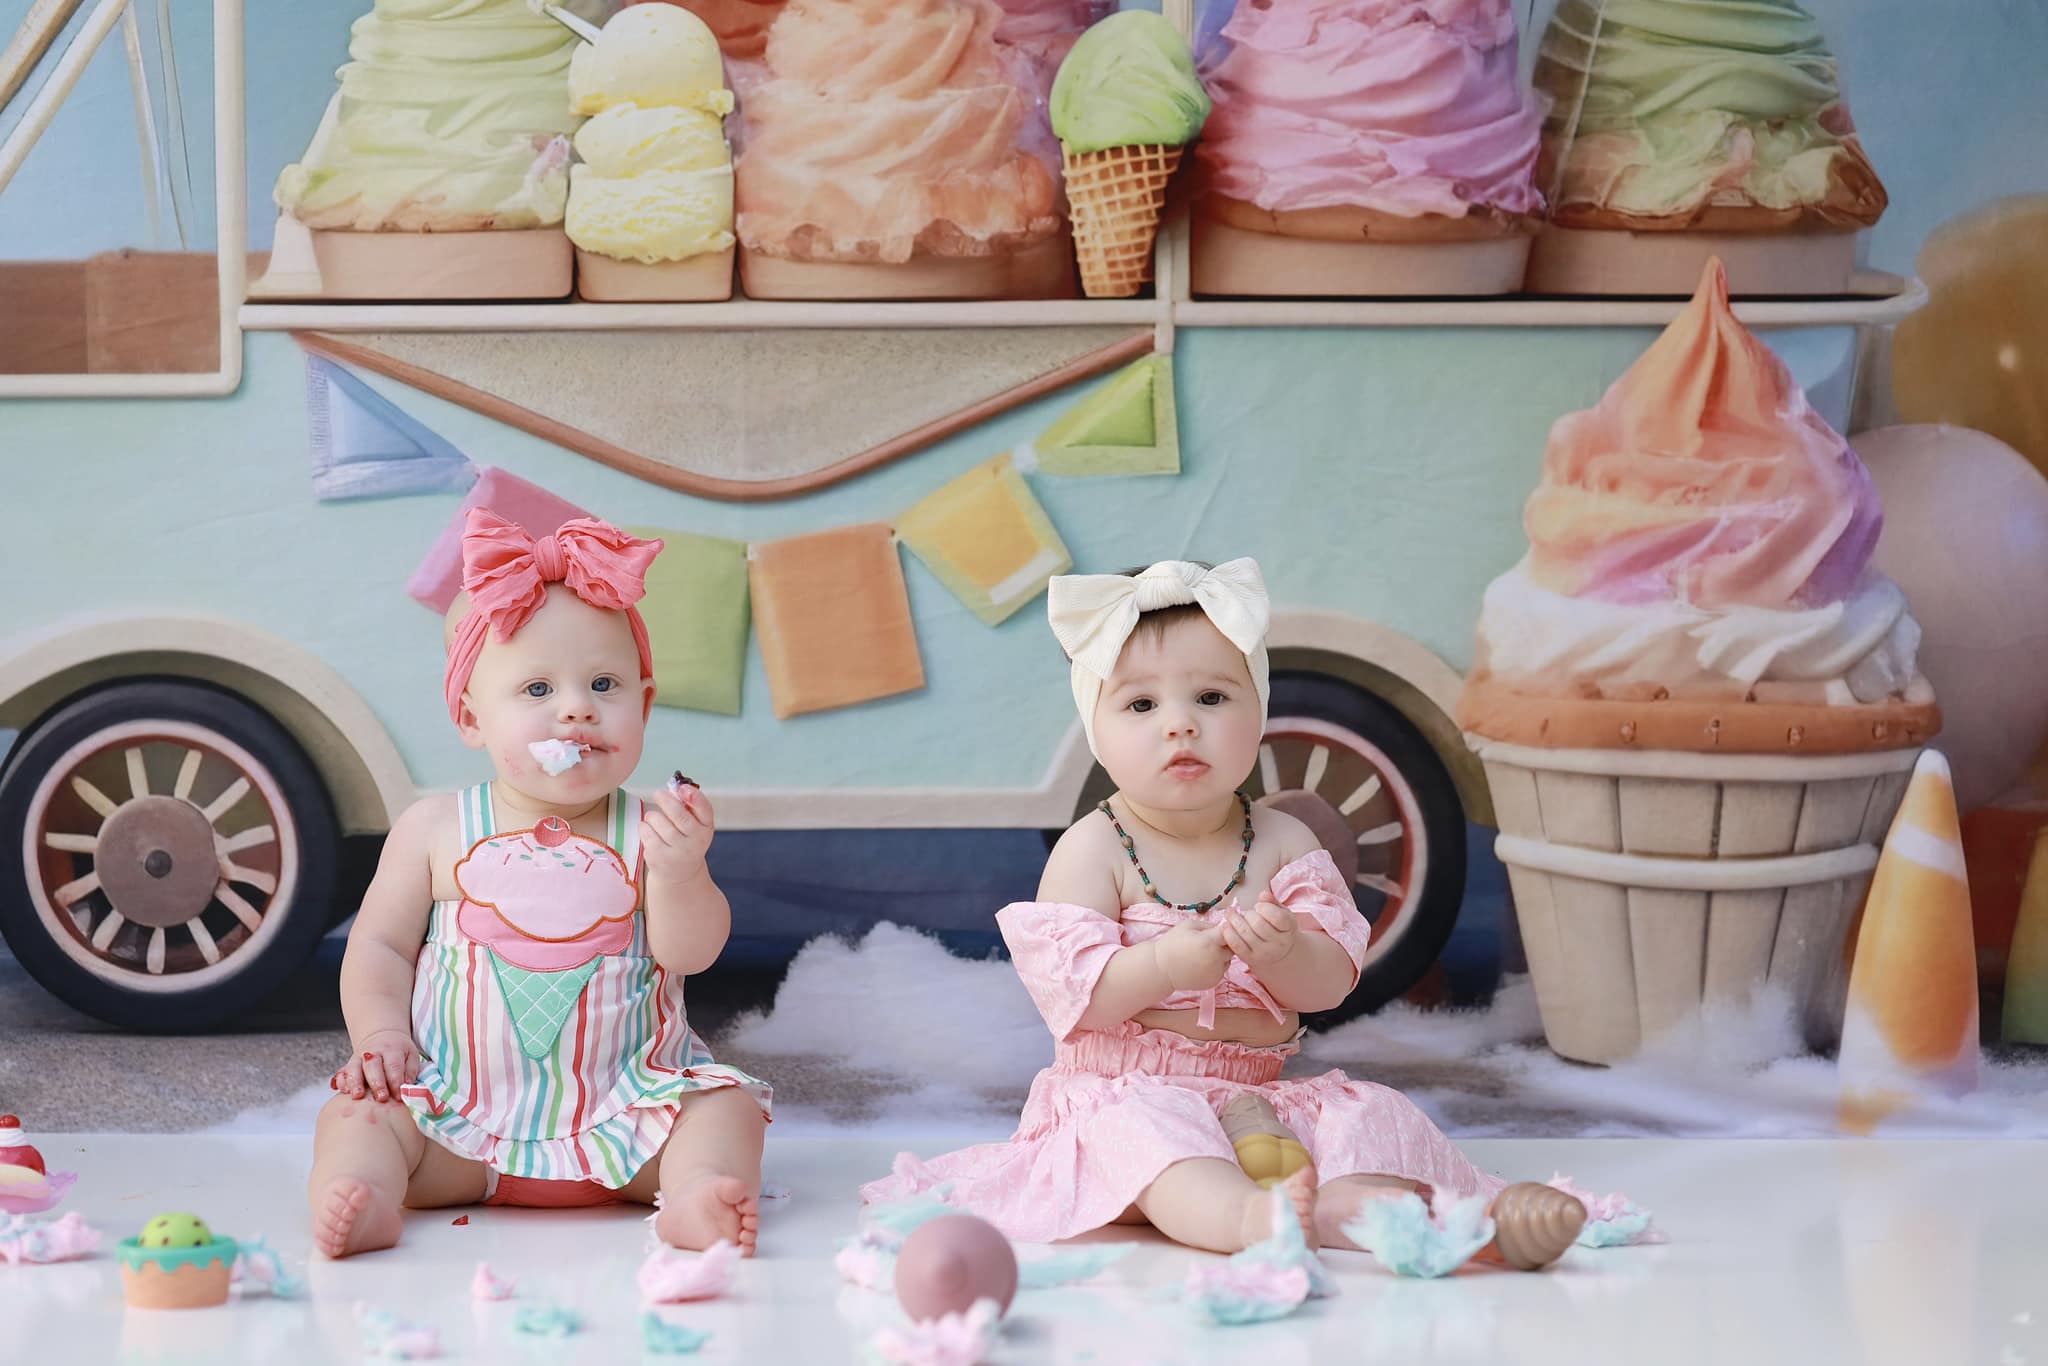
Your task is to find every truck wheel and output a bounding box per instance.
[0,680,340,1031]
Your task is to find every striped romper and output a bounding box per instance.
[399,782,770,1204]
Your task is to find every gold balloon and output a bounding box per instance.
[1893,195,2048,478]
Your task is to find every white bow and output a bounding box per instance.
[1046,558,1271,759]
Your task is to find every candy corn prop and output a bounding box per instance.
[1838,750,1980,1132]
[2000,830,2048,1046]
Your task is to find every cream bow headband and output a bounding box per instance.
[1046,558,1271,759]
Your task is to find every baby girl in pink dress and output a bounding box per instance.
[865,557,1588,1266]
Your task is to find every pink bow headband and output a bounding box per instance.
[443,508,664,725]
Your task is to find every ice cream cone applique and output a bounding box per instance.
[1838,750,1980,1133]
[454,817,639,1059]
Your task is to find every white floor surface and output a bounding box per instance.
[4,1134,2045,1365]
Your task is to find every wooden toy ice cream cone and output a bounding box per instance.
[2000,830,2048,1046]
[1838,750,1980,1132]
[1217,1093,1309,1189]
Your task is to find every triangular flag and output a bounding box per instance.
[1020,352,1179,477]
[629,526,751,716]
[305,355,477,502]
[407,469,594,614]
[2002,830,2048,1046]
[1838,750,1981,1132]
[895,453,1072,626]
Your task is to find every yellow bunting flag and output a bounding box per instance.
[1020,352,1179,478]
[1838,750,1981,1132]
[748,524,925,719]
[627,526,750,716]
[895,453,1073,626]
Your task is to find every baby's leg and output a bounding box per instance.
[634,1088,767,1256]
[1134,1157,1319,1255]
[307,1095,485,1258]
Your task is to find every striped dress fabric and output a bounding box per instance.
[399,783,771,1188]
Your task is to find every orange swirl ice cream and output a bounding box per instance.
[630,0,786,65]
[734,0,1060,264]
[1464,259,1935,737]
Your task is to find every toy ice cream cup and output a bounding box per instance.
[270,0,581,300]
[1458,260,1937,1063]
[734,0,1072,300]
[1190,0,1543,297]
[1524,0,1887,296]
[118,1214,238,1309]
[567,4,738,300]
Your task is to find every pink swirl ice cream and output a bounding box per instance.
[1195,0,1542,221]
[1474,259,1924,704]
[734,0,1060,263]
[454,830,637,970]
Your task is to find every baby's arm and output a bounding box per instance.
[334,796,442,1101]
[642,783,730,976]
[1030,819,1231,1036]
[1223,815,1361,1013]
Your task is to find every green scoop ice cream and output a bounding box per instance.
[1050,9,1210,155]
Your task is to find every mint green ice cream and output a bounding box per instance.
[1050,10,1210,155]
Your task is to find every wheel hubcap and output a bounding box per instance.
[95,796,220,928]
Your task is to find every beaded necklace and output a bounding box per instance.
[1098,791,1254,915]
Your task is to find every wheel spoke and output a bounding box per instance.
[1356,821,1403,847]
[186,917,220,965]
[125,747,150,800]
[1301,744,1330,796]
[173,747,203,801]
[54,871,101,907]
[216,824,276,855]
[1338,773,1383,817]
[201,777,251,823]
[217,883,263,933]
[1258,744,1280,796]
[91,910,127,951]
[1356,872,1404,898]
[146,927,166,975]
[70,777,119,820]
[43,832,98,854]
[220,861,278,895]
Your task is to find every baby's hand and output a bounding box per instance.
[642,782,714,886]
[332,1027,420,1102]
[1222,892,1300,970]
[1152,917,1233,992]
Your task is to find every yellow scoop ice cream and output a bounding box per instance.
[567,5,737,264]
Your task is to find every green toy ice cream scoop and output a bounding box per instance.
[139,1213,214,1248]
[1051,10,1211,155]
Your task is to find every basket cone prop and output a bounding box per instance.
[1063,143,1181,298]
[2001,830,2048,1046]
[1838,750,1980,1133]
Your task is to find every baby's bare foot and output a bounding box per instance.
[311,1177,402,1259]
[656,1172,759,1257]
[1238,1164,1319,1252]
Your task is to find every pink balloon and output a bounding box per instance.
[893,1215,1019,1323]
[1857,424,2048,812]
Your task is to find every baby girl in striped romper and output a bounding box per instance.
[308,509,770,1259]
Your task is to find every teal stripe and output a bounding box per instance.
[589,1121,629,1187]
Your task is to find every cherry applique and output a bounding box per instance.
[534,816,572,848]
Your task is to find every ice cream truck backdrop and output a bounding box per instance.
[3,0,2045,1036]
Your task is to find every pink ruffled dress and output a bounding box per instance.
[861,849,1508,1242]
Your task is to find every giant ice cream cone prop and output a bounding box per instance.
[1459,260,1938,1064]
[1837,750,1980,1132]
[1998,830,2048,1046]
[1049,11,1209,299]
